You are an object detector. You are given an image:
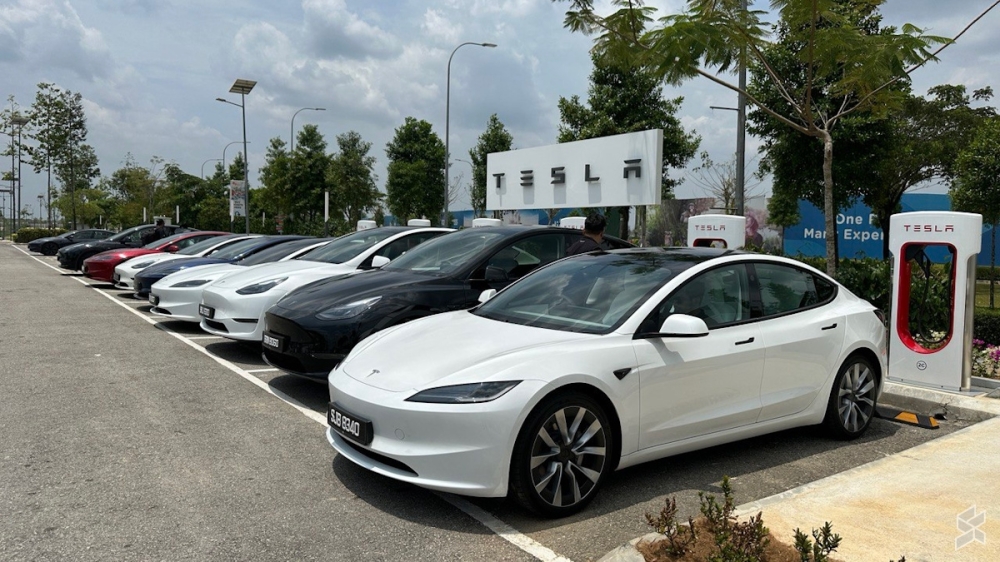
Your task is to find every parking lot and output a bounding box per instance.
[0,241,971,561]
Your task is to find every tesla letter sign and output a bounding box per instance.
[486,129,663,210]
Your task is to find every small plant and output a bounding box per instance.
[793,522,841,562]
[645,497,698,556]
[699,476,769,562]
[972,338,1000,379]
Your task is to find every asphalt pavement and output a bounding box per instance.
[0,241,975,561]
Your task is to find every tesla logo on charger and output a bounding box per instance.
[694,224,726,231]
[493,158,642,189]
[903,224,955,233]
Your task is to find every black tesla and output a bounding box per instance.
[28,229,115,255]
[57,223,193,270]
[261,226,632,379]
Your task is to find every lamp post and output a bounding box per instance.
[201,158,222,179]
[443,41,496,227]
[217,78,256,234]
[291,107,325,153]
[37,194,43,228]
[709,105,745,216]
[11,114,28,231]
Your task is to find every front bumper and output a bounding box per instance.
[326,371,543,498]
[261,312,352,379]
[197,288,278,342]
[148,284,204,322]
[57,252,81,270]
[83,260,116,282]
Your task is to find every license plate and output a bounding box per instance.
[262,333,285,352]
[198,304,215,319]
[149,294,160,306]
[328,402,373,446]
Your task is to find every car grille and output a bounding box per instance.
[340,439,417,476]
[204,319,228,333]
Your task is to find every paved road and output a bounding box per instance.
[0,243,969,561]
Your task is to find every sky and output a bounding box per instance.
[2,0,999,221]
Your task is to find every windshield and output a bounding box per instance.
[238,238,317,265]
[60,231,79,238]
[143,232,187,249]
[108,225,142,243]
[384,229,501,275]
[208,237,269,261]
[178,235,239,256]
[296,229,400,264]
[475,252,692,334]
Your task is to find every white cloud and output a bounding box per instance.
[302,0,399,60]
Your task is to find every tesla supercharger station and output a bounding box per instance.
[687,215,746,249]
[560,217,586,230]
[473,218,502,228]
[357,220,377,231]
[888,211,982,391]
[407,219,431,227]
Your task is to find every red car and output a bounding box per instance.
[83,231,229,283]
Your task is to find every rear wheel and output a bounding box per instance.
[823,355,878,439]
[510,391,613,517]
[42,242,58,256]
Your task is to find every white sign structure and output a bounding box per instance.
[230,180,246,218]
[688,215,746,249]
[487,129,663,211]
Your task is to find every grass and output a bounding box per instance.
[976,281,998,308]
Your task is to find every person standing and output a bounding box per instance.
[566,213,606,256]
[142,219,169,245]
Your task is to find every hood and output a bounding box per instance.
[143,257,228,278]
[125,253,188,269]
[208,260,330,289]
[32,236,62,244]
[340,311,591,392]
[155,263,245,288]
[63,240,124,254]
[271,269,423,317]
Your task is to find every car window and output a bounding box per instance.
[640,264,752,332]
[384,230,504,275]
[754,262,833,317]
[176,234,216,249]
[238,238,316,265]
[297,229,400,264]
[122,227,152,245]
[476,233,566,280]
[72,231,90,240]
[95,231,113,239]
[373,231,446,261]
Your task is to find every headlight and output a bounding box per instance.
[131,260,156,269]
[406,381,521,404]
[236,277,287,295]
[315,296,382,320]
[90,254,116,261]
[171,279,210,288]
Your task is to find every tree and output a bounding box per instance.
[287,124,332,231]
[557,0,995,275]
[689,151,763,214]
[385,117,445,225]
[951,117,1000,307]
[557,51,699,239]
[24,83,77,227]
[329,131,381,231]
[469,114,514,217]
[257,137,291,225]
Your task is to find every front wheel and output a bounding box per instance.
[510,391,614,517]
[823,355,878,439]
[42,242,58,256]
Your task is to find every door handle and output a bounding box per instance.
[735,337,755,345]
[821,323,838,331]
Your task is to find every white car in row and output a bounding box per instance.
[113,234,255,290]
[198,227,451,341]
[149,238,331,322]
[325,248,887,517]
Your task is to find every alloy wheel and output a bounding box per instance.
[528,405,607,508]
[837,360,876,433]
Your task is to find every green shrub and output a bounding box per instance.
[978,265,1000,283]
[12,228,68,243]
[975,307,1000,346]
[834,258,894,315]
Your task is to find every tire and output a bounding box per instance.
[823,355,878,439]
[42,242,58,256]
[510,391,614,517]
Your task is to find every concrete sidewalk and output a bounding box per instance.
[601,384,1000,562]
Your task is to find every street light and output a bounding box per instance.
[10,115,29,230]
[217,78,256,234]
[443,41,496,227]
[37,194,43,228]
[201,158,222,179]
[291,107,325,153]
[709,105,746,216]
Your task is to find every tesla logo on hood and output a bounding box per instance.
[366,369,380,378]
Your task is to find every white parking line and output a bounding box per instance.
[186,335,227,340]
[12,244,576,562]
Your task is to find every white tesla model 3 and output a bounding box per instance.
[198,227,451,342]
[149,238,331,322]
[113,234,255,290]
[325,248,887,517]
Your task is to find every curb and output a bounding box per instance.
[596,383,1000,562]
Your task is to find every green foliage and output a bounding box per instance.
[469,114,514,217]
[645,497,698,557]
[328,130,382,229]
[12,227,68,243]
[385,117,445,225]
[831,257,893,314]
[952,117,1000,226]
[979,266,1000,283]
[792,522,842,562]
[287,125,332,226]
[698,476,769,562]
[975,307,1000,346]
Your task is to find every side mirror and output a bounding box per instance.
[655,314,709,338]
[371,255,391,269]
[478,289,497,304]
[484,265,508,284]
[165,244,180,253]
